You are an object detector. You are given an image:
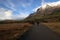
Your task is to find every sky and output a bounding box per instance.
[0,0,60,20]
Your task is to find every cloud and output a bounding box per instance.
[0,8,29,20]
[0,8,13,20]
[3,0,17,11]
[5,10,12,19]
[20,0,33,8]
[47,1,60,6]
[21,3,30,8]
[12,12,29,20]
[32,6,41,12]
[41,0,60,9]
[32,0,60,12]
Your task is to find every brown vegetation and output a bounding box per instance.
[42,23,60,35]
[0,23,32,40]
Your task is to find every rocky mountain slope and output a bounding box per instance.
[25,4,60,22]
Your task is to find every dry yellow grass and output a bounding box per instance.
[0,23,32,40]
[42,22,60,35]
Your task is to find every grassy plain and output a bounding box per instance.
[0,23,32,40]
[42,22,60,35]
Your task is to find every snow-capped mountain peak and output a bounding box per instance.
[41,1,60,9]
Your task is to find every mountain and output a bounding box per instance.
[25,4,60,22]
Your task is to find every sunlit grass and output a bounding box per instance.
[42,22,60,35]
